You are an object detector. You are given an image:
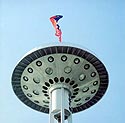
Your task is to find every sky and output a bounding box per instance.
[0,0,125,123]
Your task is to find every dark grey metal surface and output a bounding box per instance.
[12,46,108,114]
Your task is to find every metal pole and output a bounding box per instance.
[61,87,65,123]
[49,91,54,123]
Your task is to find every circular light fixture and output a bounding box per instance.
[74,58,80,64]
[27,93,32,97]
[34,100,39,103]
[36,61,42,67]
[33,77,40,84]
[23,85,28,90]
[91,90,96,94]
[91,72,96,77]
[48,56,54,62]
[61,55,67,62]
[93,81,98,86]
[27,67,33,73]
[33,90,39,95]
[45,67,53,75]
[23,76,28,81]
[82,87,89,92]
[64,66,72,74]
[84,64,90,70]
[12,46,108,114]
[79,74,86,81]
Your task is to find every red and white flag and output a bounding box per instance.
[50,15,63,42]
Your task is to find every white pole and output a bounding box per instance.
[49,91,54,123]
[49,85,72,123]
[61,87,65,123]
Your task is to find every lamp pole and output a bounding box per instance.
[12,46,108,123]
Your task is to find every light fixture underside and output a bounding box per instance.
[12,46,108,114]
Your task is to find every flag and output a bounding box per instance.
[50,15,63,42]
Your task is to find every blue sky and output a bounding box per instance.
[0,0,125,123]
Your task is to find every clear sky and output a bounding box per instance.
[0,0,125,123]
